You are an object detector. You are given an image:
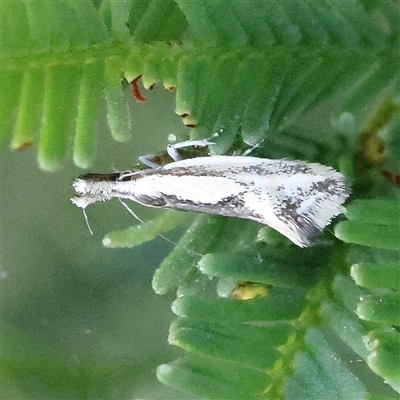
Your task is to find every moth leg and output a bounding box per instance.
[167,132,218,161]
[166,139,213,161]
[118,170,140,179]
[138,133,218,169]
[138,153,162,169]
[241,138,265,156]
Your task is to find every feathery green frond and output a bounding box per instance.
[2,1,399,167]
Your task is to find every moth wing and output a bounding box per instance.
[240,163,350,247]
[161,156,284,178]
[151,156,350,247]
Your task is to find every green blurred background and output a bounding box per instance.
[1,85,195,399]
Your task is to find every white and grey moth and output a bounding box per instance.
[71,155,350,247]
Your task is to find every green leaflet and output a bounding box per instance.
[364,328,400,390]
[157,355,269,399]
[103,209,186,248]
[335,200,400,250]
[351,262,400,290]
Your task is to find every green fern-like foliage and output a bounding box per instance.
[2,0,399,398]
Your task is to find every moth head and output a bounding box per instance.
[71,178,110,235]
[72,178,90,196]
[71,179,94,209]
[71,178,117,207]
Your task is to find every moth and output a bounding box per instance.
[71,147,350,247]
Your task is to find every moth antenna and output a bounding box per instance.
[82,208,94,235]
[118,199,204,257]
